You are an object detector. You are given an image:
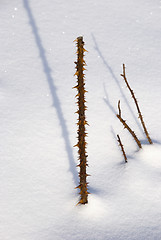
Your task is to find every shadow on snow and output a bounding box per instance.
[91,33,144,138]
[23,0,78,186]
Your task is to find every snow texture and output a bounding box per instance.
[1,0,161,239]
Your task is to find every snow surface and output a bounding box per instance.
[1,0,161,239]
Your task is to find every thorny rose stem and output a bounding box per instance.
[74,36,89,204]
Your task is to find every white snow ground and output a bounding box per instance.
[1,0,161,239]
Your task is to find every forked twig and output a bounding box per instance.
[117,134,127,163]
[121,64,152,144]
[117,100,142,149]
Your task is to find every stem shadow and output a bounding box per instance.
[91,33,144,137]
[23,0,78,186]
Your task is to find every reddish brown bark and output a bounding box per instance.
[121,64,152,144]
[74,36,89,204]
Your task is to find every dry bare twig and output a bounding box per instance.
[117,134,128,163]
[121,64,152,144]
[117,100,142,149]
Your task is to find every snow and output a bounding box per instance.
[1,0,161,239]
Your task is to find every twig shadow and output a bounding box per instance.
[140,139,161,145]
[110,126,118,147]
[103,83,117,115]
[91,33,144,137]
[23,0,78,186]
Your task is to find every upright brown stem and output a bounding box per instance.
[74,36,89,204]
[121,64,152,144]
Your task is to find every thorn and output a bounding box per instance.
[72,85,78,89]
[86,174,91,176]
[73,143,79,147]
[83,48,88,52]
[74,71,79,76]
[75,93,80,98]
[83,90,88,93]
[84,120,89,126]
